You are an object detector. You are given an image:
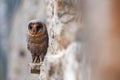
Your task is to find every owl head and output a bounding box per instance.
[28,20,47,37]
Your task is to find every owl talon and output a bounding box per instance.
[33,57,37,63]
[40,57,42,63]
[32,56,35,63]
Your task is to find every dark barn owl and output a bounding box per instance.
[27,20,49,63]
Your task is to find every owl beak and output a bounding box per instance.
[32,28,37,35]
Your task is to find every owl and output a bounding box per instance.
[27,20,49,63]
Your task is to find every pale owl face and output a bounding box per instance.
[28,22,43,37]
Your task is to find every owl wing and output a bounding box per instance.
[27,35,31,51]
[39,34,49,59]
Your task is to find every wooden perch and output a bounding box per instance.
[29,62,43,74]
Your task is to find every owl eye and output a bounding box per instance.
[28,25,32,30]
[37,25,43,31]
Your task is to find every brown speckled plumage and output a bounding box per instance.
[27,20,49,63]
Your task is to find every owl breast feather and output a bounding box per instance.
[27,34,48,56]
